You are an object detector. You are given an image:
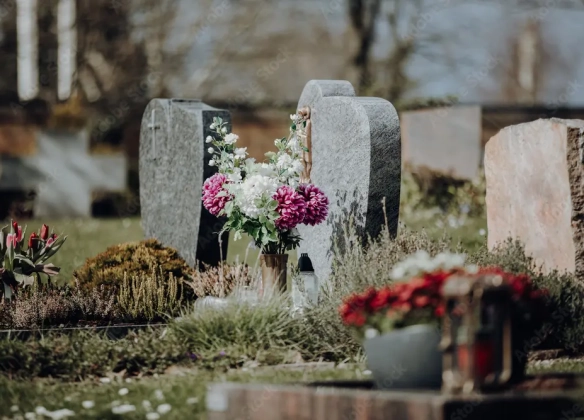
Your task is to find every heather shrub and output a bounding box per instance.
[331,221,453,294]
[0,284,118,329]
[185,263,255,298]
[73,239,194,292]
[118,265,184,321]
[469,239,584,353]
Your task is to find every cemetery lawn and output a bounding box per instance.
[3,359,584,418]
[12,212,487,285]
[0,366,363,419]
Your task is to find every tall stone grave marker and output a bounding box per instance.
[485,118,584,277]
[0,128,126,217]
[296,80,401,280]
[400,105,482,180]
[140,99,229,267]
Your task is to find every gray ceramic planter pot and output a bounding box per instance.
[363,324,442,390]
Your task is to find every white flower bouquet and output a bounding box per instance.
[202,113,329,255]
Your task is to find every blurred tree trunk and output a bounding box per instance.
[346,0,381,93]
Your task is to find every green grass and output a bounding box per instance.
[0,366,363,419]
[3,210,483,286]
[2,218,295,284]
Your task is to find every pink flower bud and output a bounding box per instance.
[16,226,23,242]
[6,234,16,249]
[40,224,49,240]
[28,232,38,249]
[45,237,55,248]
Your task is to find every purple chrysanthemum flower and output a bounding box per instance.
[298,184,329,226]
[202,173,231,216]
[273,185,307,230]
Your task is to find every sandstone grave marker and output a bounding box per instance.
[0,128,126,217]
[139,99,229,267]
[295,80,401,281]
[485,118,584,277]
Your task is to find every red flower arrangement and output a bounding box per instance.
[339,264,547,338]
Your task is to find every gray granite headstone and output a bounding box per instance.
[400,106,482,180]
[0,129,126,217]
[139,99,229,268]
[296,80,401,281]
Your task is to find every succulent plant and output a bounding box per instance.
[0,221,67,300]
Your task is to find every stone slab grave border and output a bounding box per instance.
[296,80,401,281]
[139,99,229,268]
[207,379,581,420]
[0,128,127,217]
[0,323,168,341]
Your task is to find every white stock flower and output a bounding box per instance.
[234,147,247,160]
[287,136,304,154]
[146,413,161,420]
[224,133,238,145]
[221,127,227,134]
[289,159,304,175]
[227,168,242,182]
[118,388,129,396]
[257,163,276,177]
[209,160,215,166]
[207,147,214,154]
[205,136,213,143]
[276,154,293,169]
[290,114,299,122]
[236,174,279,218]
[210,123,216,129]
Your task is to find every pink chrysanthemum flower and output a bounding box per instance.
[299,184,329,226]
[274,185,307,230]
[202,173,231,216]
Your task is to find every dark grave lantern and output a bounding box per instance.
[440,274,521,394]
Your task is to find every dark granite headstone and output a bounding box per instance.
[295,80,401,280]
[139,99,229,267]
